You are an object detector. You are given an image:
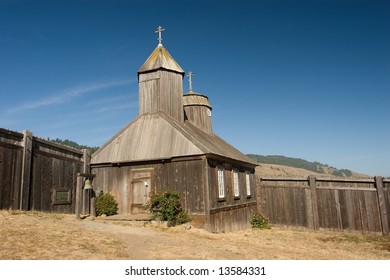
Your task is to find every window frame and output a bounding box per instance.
[217,165,225,199]
[245,172,251,198]
[233,168,240,198]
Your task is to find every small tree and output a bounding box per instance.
[145,190,190,227]
[95,191,118,216]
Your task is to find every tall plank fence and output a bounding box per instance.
[0,128,87,213]
[258,176,390,235]
[2,128,390,235]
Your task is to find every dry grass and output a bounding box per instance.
[148,224,390,260]
[1,210,389,260]
[0,210,128,260]
[256,164,321,178]
[256,164,369,178]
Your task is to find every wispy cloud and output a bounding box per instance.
[8,79,135,113]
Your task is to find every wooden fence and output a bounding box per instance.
[2,127,389,234]
[257,176,390,235]
[0,128,86,213]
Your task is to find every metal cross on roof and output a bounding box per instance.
[187,71,195,92]
[155,26,165,45]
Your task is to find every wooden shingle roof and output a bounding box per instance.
[91,112,256,166]
[137,44,185,76]
[183,91,212,109]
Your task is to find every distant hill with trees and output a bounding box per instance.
[247,154,355,178]
[48,138,99,154]
[46,138,361,178]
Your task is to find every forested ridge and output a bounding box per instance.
[47,138,353,177]
[247,154,353,177]
[48,138,99,154]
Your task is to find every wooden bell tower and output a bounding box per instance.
[137,26,185,122]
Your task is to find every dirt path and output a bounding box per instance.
[1,211,390,260]
[64,215,390,260]
[64,216,167,259]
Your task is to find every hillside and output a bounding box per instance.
[248,154,369,178]
[45,138,368,178]
[48,138,99,154]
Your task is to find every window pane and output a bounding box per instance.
[246,173,251,196]
[218,167,225,198]
[233,169,239,197]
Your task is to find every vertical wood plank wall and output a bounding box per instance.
[0,129,23,209]
[2,128,389,234]
[0,128,84,213]
[139,70,184,122]
[207,160,257,233]
[91,157,258,232]
[91,158,207,217]
[258,176,390,235]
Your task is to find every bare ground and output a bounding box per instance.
[1,211,389,260]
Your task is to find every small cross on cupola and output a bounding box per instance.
[155,25,165,46]
[187,71,195,92]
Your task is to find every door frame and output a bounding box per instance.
[129,168,154,214]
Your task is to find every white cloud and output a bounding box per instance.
[7,79,135,113]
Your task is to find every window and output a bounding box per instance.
[246,173,251,197]
[233,169,240,197]
[217,166,225,198]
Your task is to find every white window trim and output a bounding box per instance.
[217,166,225,199]
[233,169,240,197]
[246,173,251,197]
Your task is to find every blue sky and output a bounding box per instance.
[1,0,389,176]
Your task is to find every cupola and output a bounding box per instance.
[183,71,213,134]
[137,26,185,122]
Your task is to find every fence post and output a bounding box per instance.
[75,173,82,219]
[375,176,389,235]
[91,197,96,217]
[82,149,90,215]
[20,130,33,210]
[308,176,319,230]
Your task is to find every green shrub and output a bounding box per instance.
[250,213,271,229]
[95,191,118,216]
[145,190,191,227]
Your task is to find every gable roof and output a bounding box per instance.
[91,112,256,166]
[137,44,185,76]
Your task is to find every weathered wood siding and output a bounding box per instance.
[258,178,309,227]
[207,159,257,232]
[183,105,212,134]
[91,157,207,216]
[0,128,84,213]
[183,94,212,134]
[259,176,390,235]
[139,70,184,122]
[92,157,257,232]
[139,72,159,114]
[0,129,23,209]
[29,138,83,213]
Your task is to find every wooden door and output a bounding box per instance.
[131,177,151,213]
